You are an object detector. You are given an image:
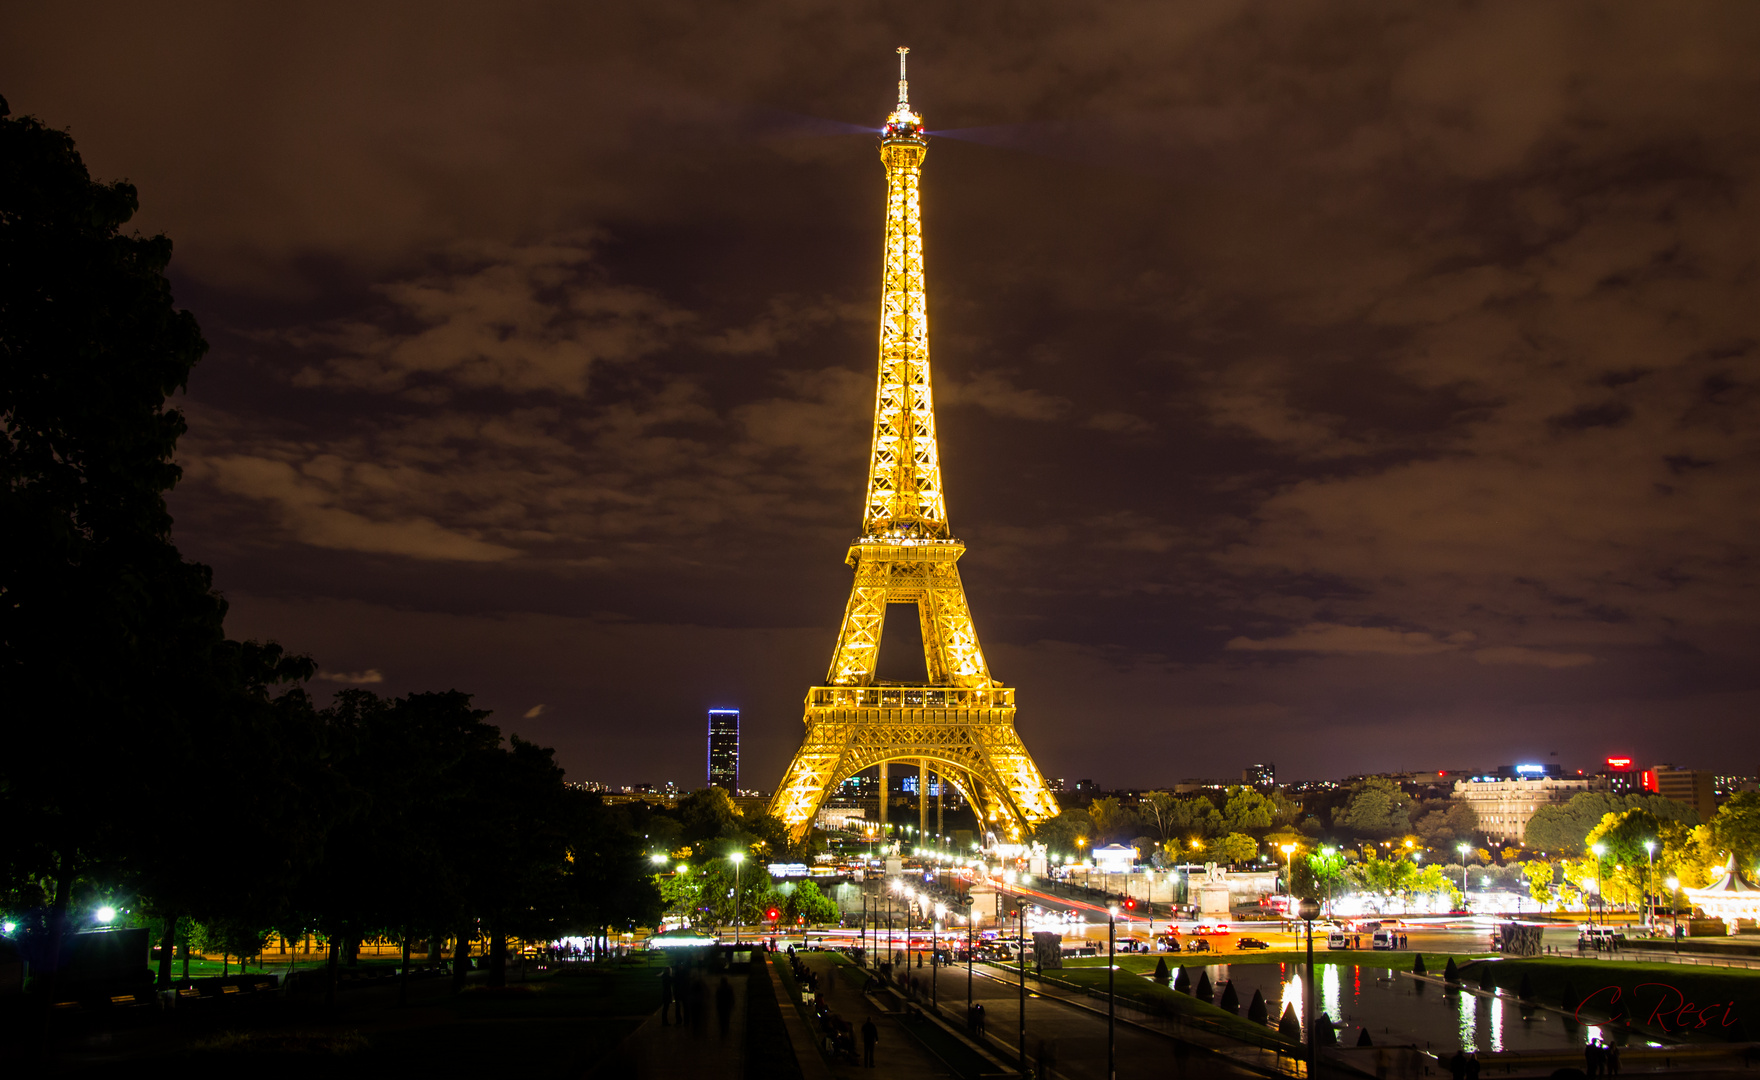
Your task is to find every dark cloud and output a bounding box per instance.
[6,1,1759,785]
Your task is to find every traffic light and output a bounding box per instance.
[766,907,781,922]
[1125,898,1136,910]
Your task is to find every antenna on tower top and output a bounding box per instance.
[896,46,910,109]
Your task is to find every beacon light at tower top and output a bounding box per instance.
[883,46,924,139]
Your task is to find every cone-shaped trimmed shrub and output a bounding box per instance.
[1412,953,1427,975]
[1279,1002,1302,1041]
[1219,980,1239,1013]
[1519,974,1535,1002]
[1356,1028,1374,1047]
[1248,988,1269,1024]
[1479,963,1495,992]
[1444,957,1460,984]
[1174,966,1191,993]
[1153,957,1169,983]
[1317,1012,1338,1046]
[1196,971,1214,1004]
[1562,981,1580,1013]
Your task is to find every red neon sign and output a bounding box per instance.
[1607,757,1633,770]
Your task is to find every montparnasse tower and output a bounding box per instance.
[769,49,1061,845]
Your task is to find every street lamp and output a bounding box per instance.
[1280,842,1298,896]
[1643,840,1655,929]
[1108,903,1118,1080]
[1457,843,1471,905]
[730,851,745,944]
[1590,843,1607,928]
[1298,897,1322,1071]
[933,902,945,1005]
[1666,876,1681,952]
[961,895,975,1008]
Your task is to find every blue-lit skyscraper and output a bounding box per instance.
[707,709,739,792]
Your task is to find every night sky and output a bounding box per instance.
[7,4,1758,788]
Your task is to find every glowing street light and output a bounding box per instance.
[730,851,745,944]
[96,906,117,924]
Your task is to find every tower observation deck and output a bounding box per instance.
[768,49,1061,845]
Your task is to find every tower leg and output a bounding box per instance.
[919,758,929,844]
[936,767,943,846]
[879,761,889,835]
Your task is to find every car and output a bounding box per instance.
[1237,937,1271,950]
[1186,939,1212,953]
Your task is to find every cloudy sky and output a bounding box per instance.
[7,2,1759,787]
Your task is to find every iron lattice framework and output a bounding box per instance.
[770,51,1060,843]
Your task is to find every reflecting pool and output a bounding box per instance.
[1181,962,1665,1054]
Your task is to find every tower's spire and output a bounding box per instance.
[896,45,910,110]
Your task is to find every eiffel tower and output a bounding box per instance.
[769,49,1061,845]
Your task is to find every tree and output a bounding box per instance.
[1413,802,1479,849]
[1033,809,1097,855]
[1332,779,1412,839]
[784,880,840,925]
[1208,833,1258,866]
[1089,797,1141,842]
[1524,792,1698,855]
[1302,848,1349,905]
[1221,788,1277,834]
[1523,860,1555,908]
[0,96,314,993]
[1712,792,1760,870]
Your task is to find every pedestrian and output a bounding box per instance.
[974,1001,987,1035]
[1466,1051,1481,1080]
[1448,1048,1466,1080]
[659,967,675,1026]
[1586,1039,1602,1077]
[716,976,735,1036]
[862,1017,879,1067]
[1608,1043,1621,1076]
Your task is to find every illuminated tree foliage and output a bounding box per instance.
[1331,779,1413,839]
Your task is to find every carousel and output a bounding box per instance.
[1684,854,1760,932]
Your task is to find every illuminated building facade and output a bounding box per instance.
[1453,771,1596,845]
[707,709,739,793]
[768,49,1060,844]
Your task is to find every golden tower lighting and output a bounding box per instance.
[769,48,1061,844]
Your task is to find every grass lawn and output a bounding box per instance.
[75,958,665,1077]
[1007,959,1296,1051]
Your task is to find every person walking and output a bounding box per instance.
[974,1001,986,1036]
[1448,1048,1466,1080]
[660,967,675,1026]
[862,1017,879,1067]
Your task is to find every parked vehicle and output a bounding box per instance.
[1186,939,1212,953]
[1237,937,1271,950]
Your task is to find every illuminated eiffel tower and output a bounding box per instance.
[769,49,1060,845]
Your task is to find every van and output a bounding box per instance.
[1371,929,1399,950]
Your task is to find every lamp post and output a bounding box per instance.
[1280,842,1298,897]
[1666,876,1681,953]
[1298,897,1322,1072]
[1017,903,1027,1072]
[1457,843,1471,907]
[1590,843,1607,929]
[1108,903,1118,1080]
[961,895,975,1008]
[730,851,745,944]
[1644,840,1655,930]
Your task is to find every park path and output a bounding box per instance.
[591,964,750,1080]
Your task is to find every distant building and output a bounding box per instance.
[1600,756,1641,794]
[707,709,739,792]
[1453,773,1597,844]
[1073,779,1098,794]
[1648,765,1716,822]
[1048,777,1066,793]
[1242,763,1276,788]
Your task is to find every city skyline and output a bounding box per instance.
[5,6,1758,788]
